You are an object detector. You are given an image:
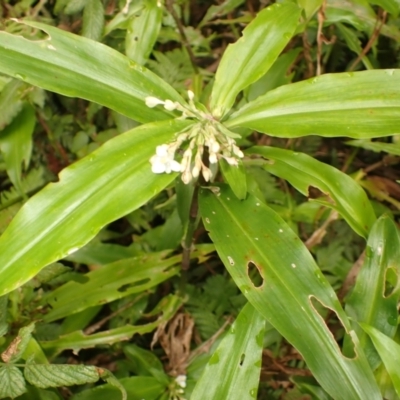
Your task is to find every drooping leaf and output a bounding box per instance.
[1,323,35,364]
[209,2,301,118]
[0,103,35,194]
[346,139,400,156]
[0,366,26,399]
[98,369,127,400]
[191,302,265,400]
[42,252,181,322]
[40,294,182,353]
[0,21,185,123]
[359,322,400,398]
[0,119,192,296]
[125,0,162,65]
[344,216,400,369]
[199,185,380,399]
[248,146,376,238]
[226,70,400,138]
[24,364,100,388]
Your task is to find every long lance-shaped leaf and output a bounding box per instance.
[226,70,400,138]
[344,216,400,369]
[0,21,184,123]
[199,185,380,399]
[359,322,400,398]
[191,302,265,400]
[248,146,376,238]
[209,2,301,119]
[0,119,192,296]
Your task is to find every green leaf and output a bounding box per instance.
[219,158,247,200]
[248,146,376,238]
[40,294,182,353]
[0,21,185,123]
[42,252,181,322]
[71,376,165,400]
[0,365,26,399]
[368,0,400,17]
[0,296,7,337]
[346,139,400,156]
[191,302,265,400]
[1,323,35,364]
[96,369,127,400]
[0,119,192,296]
[82,0,105,41]
[24,364,100,388]
[0,103,35,194]
[209,2,301,118]
[226,70,400,138]
[0,79,26,130]
[199,185,381,399]
[359,323,400,398]
[344,216,400,368]
[125,0,162,65]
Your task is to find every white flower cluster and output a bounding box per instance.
[147,91,244,184]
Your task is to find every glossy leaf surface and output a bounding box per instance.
[199,185,380,399]
[191,302,265,400]
[248,146,376,238]
[226,70,400,138]
[210,2,301,118]
[0,119,192,296]
[0,21,183,123]
[344,216,400,368]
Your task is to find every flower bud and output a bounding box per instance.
[145,96,164,108]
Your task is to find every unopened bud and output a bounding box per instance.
[145,96,164,108]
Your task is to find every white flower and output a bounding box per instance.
[164,100,178,111]
[175,375,187,388]
[150,144,181,174]
[209,152,218,164]
[187,90,194,101]
[145,96,164,108]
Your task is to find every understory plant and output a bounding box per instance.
[0,0,400,399]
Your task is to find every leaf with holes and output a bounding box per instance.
[0,21,184,123]
[248,146,376,238]
[344,216,400,369]
[191,302,265,400]
[226,70,400,138]
[199,184,380,399]
[0,119,192,297]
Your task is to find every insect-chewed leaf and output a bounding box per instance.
[1,323,35,364]
[24,364,100,388]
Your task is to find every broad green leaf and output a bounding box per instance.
[125,0,162,65]
[0,365,26,399]
[347,139,400,156]
[0,21,185,123]
[226,70,400,138]
[191,302,265,400]
[199,0,245,27]
[209,2,301,118]
[24,364,100,388]
[344,216,400,369]
[1,323,35,364]
[248,146,376,238]
[0,103,35,194]
[362,0,400,18]
[42,252,181,322]
[297,0,323,18]
[65,0,86,14]
[82,0,105,41]
[360,323,400,398]
[72,376,165,400]
[0,119,192,296]
[199,185,380,399]
[40,294,182,353]
[219,158,247,200]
